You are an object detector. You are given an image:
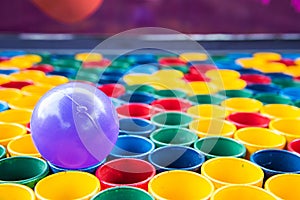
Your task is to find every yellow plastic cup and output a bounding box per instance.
[235,58,265,69]
[260,104,300,119]
[211,78,247,90]
[0,74,11,85]
[211,185,277,200]
[265,174,300,200]
[187,104,229,119]
[21,84,54,96]
[37,75,69,86]
[123,74,153,85]
[253,52,281,61]
[201,157,264,189]
[8,95,41,111]
[75,52,103,62]
[7,134,41,157]
[269,118,300,143]
[221,97,263,113]
[0,109,32,126]
[179,52,208,61]
[205,69,240,80]
[284,66,300,77]
[0,122,27,147]
[234,127,286,158]
[34,171,100,200]
[148,170,214,200]
[154,70,184,79]
[0,88,22,102]
[0,183,35,200]
[189,118,236,138]
[253,62,287,73]
[187,81,218,95]
[0,60,32,69]
[10,70,46,82]
[11,54,42,63]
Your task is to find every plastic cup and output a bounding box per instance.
[21,84,54,96]
[273,78,300,88]
[150,128,198,147]
[270,118,300,143]
[187,81,218,95]
[37,75,69,86]
[151,111,193,128]
[48,159,106,174]
[151,98,192,112]
[194,136,246,159]
[95,158,155,191]
[240,74,271,85]
[0,183,36,200]
[211,185,277,200]
[218,89,253,98]
[205,69,241,80]
[280,87,300,101]
[0,109,32,126]
[98,83,126,98]
[8,95,41,111]
[154,89,186,99]
[0,88,22,102]
[116,103,153,119]
[0,156,49,188]
[119,92,155,104]
[0,144,6,159]
[227,112,270,129]
[221,97,263,113]
[0,81,33,89]
[35,171,100,200]
[187,94,225,105]
[125,84,156,94]
[148,145,205,172]
[7,134,41,157]
[0,122,27,147]
[265,174,300,200]
[254,93,293,105]
[119,118,156,137]
[187,104,229,119]
[250,149,300,180]
[91,186,154,200]
[212,78,247,90]
[234,127,286,158]
[201,157,264,189]
[288,138,300,154]
[260,104,300,119]
[148,170,214,200]
[189,118,236,138]
[109,135,154,160]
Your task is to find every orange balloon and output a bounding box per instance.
[31,0,103,23]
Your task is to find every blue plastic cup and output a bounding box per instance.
[148,145,205,172]
[250,149,300,181]
[119,118,156,137]
[246,84,281,95]
[119,92,156,104]
[48,159,106,174]
[280,87,300,101]
[109,135,155,160]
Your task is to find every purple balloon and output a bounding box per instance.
[31,82,119,169]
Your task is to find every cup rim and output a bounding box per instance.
[250,149,300,174]
[117,103,153,119]
[201,157,264,186]
[0,156,49,185]
[151,111,193,128]
[150,127,198,147]
[7,134,41,157]
[0,144,6,158]
[48,158,106,172]
[288,138,300,153]
[194,136,246,158]
[148,170,214,200]
[264,173,300,192]
[148,145,205,171]
[119,117,156,135]
[110,135,155,159]
[0,183,35,200]
[227,112,270,128]
[269,118,300,138]
[95,158,156,188]
[91,186,154,200]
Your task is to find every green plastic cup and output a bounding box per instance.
[187,94,225,105]
[125,84,155,94]
[150,128,198,147]
[151,111,193,128]
[273,78,300,88]
[194,136,246,159]
[295,100,300,108]
[154,89,187,99]
[0,144,6,159]
[254,93,293,105]
[91,186,154,200]
[218,89,253,98]
[0,156,49,188]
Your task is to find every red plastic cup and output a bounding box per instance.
[83,58,111,68]
[272,59,295,66]
[98,83,126,98]
[227,112,270,129]
[0,81,33,89]
[95,158,156,191]
[183,73,209,82]
[151,98,192,112]
[116,103,154,119]
[28,64,54,73]
[189,64,217,75]
[288,139,300,154]
[240,74,271,85]
[159,57,186,66]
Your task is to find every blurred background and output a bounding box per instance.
[0,0,300,35]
